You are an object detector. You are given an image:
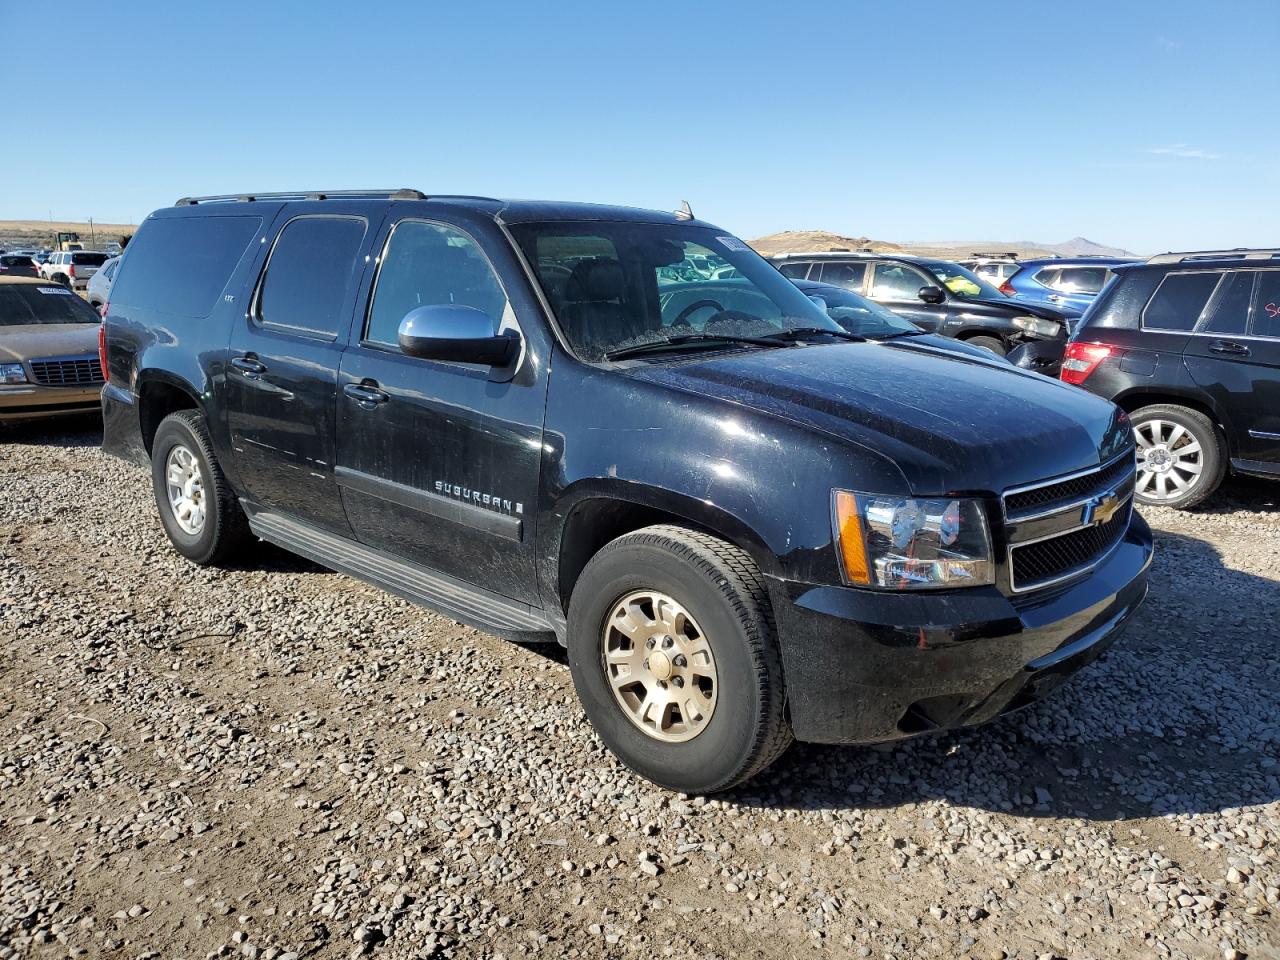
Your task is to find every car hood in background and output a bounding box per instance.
[0,323,102,363]
[623,342,1129,494]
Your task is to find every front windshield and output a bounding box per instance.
[802,284,921,338]
[508,220,841,361]
[923,261,1004,300]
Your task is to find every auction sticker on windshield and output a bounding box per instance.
[717,236,751,253]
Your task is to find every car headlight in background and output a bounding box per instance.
[0,363,27,384]
[1011,316,1063,339]
[833,491,994,589]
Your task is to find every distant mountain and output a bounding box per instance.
[748,230,903,257]
[1038,237,1138,258]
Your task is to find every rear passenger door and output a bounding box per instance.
[223,204,384,533]
[815,261,868,293]
[334,214,548,605]
[1184,269,1280,466]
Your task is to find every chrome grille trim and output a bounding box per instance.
[27,355,104,387]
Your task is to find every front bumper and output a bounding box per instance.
[0,383,102,421]
[768,512,1154,743]
[1007,337,1067,377]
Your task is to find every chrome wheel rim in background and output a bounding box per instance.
[1135,419,1204,502]
[165,444,207,535]
[601,590,718,743]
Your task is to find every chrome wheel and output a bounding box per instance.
[1134,418,1204,502]
[602,590,718,743]
[164,444,206,535]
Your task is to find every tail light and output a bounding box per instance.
[1061,342,1113,386]
[98,321,108,378]
[68,265,76,279]
[998,280,1015,297]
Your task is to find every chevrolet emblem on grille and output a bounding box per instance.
[1082,489,1122,526]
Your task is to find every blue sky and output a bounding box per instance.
[2,0,1275,253]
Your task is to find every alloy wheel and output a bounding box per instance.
[601,590,718,743]
[1134,418,1204,502]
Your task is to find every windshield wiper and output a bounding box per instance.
[604,333,784,361]
[873,329,928,341]
[761,327,866,343]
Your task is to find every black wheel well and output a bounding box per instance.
[139,380,200,454]
[956,329,1006,344]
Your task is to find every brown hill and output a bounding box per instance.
[748,230,903,257]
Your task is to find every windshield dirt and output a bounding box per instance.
[509,221,843,361]
[923,261,1004,300]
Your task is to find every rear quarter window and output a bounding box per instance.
[1141,272,1221,332]
[109,214,263,318]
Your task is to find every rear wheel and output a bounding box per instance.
[150,410,250,564]
[566,524,791,793]
[965,335,1006,356]
[1130,403,1225,509]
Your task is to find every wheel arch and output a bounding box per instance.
[1111,389,1234,457]
[136,371,204,455]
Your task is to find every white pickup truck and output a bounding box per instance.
[40,251,110,290]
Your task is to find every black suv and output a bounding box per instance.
[770,251,1070,358]
[101,189,1153,793]
[1062,248,1280,509]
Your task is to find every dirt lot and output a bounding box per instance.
[1,419,1278,960]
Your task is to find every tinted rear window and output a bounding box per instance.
[257,216,367,339]
[0,284,102,325]
[109,215,262,318]
[71,252,108,266]
[1142,272,1220,331]
[1,255,34,266]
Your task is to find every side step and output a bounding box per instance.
[248,511,559,644]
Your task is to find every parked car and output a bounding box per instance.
[958,255,1021,286]
[0,254,40,278]
[101,188,1152,793]
[1061,247,1280,509]
[0,277,106,422]
[1001,257,1138,319]
[40,250,110,290]
[771,252,1070,357]
[87,255,121,312]
[791,278,1012,364]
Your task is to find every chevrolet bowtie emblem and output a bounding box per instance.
[1082,489,1122,526]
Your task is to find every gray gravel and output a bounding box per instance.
[1,417,1278,960]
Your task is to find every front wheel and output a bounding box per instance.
[965,335,1006,356]
[1131,403,1225,509]
[566,525,792,793]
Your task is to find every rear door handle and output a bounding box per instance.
[230,355,267,379]
[1208,339,1250,357]
[344,381,390,409]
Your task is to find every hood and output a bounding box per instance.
[0,323,101,363]
[622,342,1130,495]
[968,297,1071,323]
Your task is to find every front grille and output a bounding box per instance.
[28,356,103,386]
[1010,506,1130,589]
[1004,453,1135,517]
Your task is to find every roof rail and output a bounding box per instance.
[1147,247,1280,265]
[174,188,428,206]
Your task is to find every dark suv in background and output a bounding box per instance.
[100,189,1152,793]
[1062,248,1280,508]
[771,251,1070,358]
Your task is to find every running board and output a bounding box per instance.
[247,511,558,643]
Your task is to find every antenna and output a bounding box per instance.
[674,200,694,221]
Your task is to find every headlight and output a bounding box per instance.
[1012,316,1063,338]
[833,491,994,589]
[0,363,27,384]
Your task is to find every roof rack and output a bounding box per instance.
[1147,247,1280,265]
[173,188,428,206]
[968,251,1019,260]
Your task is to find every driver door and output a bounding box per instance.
[867,261,943,331]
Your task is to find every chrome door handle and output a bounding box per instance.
[1208,340,1250,357]
[230,355,267,379]
[343,382,390,409]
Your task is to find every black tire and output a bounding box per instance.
[150,410,250,565]
[52,274,70,287]
[1130,403,1226,510]
[566,524,791,793]
[965,335,1006,356]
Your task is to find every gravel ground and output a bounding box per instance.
[1,417,1278,960]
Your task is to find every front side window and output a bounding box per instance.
[1251,271,1280,339]
[817,261,867,290]
[870,262,932,300]
[258,216,367,339]
[365,220,509,347]
[509,220,838,361]
[1143,272,1221,332]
